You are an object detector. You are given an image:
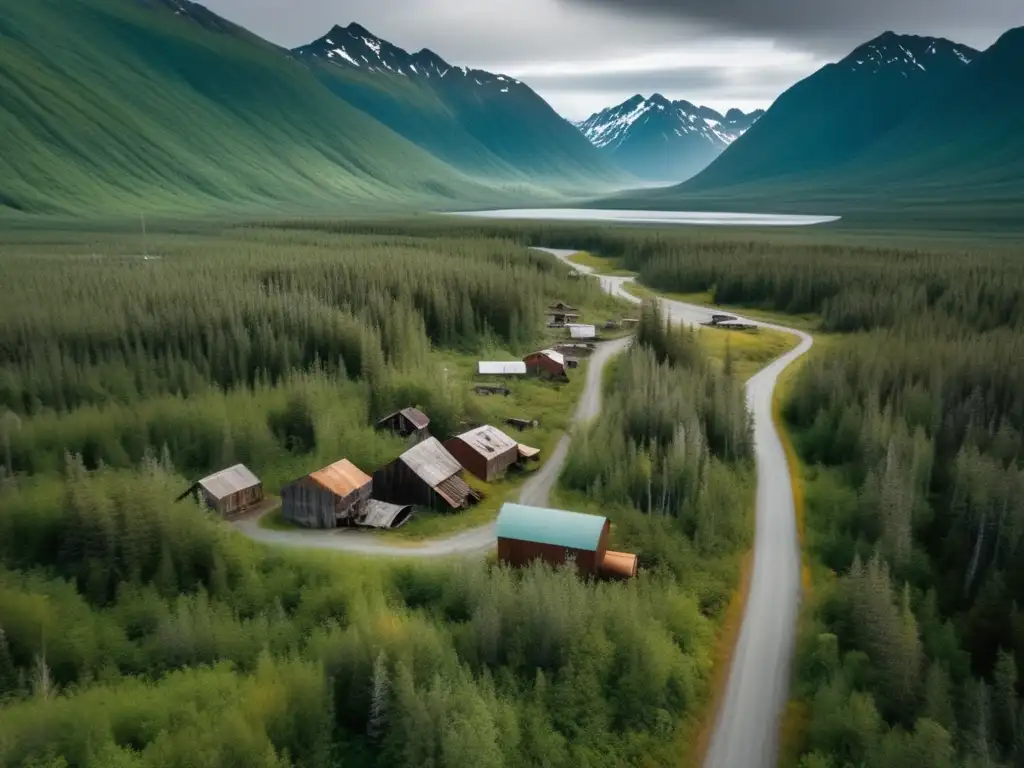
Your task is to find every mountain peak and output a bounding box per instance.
[841,31,977,75]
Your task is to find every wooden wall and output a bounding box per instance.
[281,477,371,529]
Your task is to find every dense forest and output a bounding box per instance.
[0,224,754,767]
[498,223,1022,767]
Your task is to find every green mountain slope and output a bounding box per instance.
[293,24,628,189]
[0,0,618,217]
[592,29,1023,226]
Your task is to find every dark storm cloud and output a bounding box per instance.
[557,0,1024,52]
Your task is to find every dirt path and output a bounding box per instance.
[536,247,812,768]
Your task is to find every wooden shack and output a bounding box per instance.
[523,349,568,380]
[375,407,430,443]
[546,303,580,325]
[177,464,263,517]
[281,459,372,529]
[444,425,520,482]
[373,437,479,511]
[496,503,637,579]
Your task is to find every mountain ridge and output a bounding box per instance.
[574,93,764,182]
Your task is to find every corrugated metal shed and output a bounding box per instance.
[361,500,414,529]
[600,550,639,579]
[568,324,596,339]
[309,459,371,497]
[497,503,608,552]
[400,407,430,430]
[400,437,462,487]
[517,444,540,459]
[197,464,261,500]
[456,425,518,457]
[478,361,527,375]
[537,349,565,365]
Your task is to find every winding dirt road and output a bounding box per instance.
[539,247,812,768]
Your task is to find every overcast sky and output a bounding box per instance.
[203,0,1022,120]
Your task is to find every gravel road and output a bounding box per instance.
[537,247,812,768]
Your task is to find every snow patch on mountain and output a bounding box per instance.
[575,94,763,151]
[294,23,525,95]
[843,32,976,75]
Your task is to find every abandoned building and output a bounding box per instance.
[478,361,527,376]
[568,324,597,340]
[373,437,480,511]
[177,463,263,517]
[495,502,638,579]
[360,499,415,529]
[546,303,579,325]
[523,349,568,380]
[375,407,430,444]
[444,424,538,482]
[281,458,372,529]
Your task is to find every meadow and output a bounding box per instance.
[0,221,755,768]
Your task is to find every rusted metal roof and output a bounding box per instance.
[454,425,518,458]
[197,464,261,500]
[434,474,475,508]
[517,443,540,459]
[399,437,462,487]
[400,407,430,430]
[361,500,414,529]
[478,361,527,375]
[309,459,371,497]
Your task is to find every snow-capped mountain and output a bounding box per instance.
[841,31,975,76]
[294,23,527,94]
[574,94,764,181]
[681,31,980,192]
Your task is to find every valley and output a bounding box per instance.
[1,1,1023,767]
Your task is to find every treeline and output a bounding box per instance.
[0,227,612,416]
[0,453,728,767]
[564,301,752,562]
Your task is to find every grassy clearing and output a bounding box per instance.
[567,250,636,276]
[698,325,801,382]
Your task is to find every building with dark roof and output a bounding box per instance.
[496,502,637,579]
[281,458,372,529]
[372,437,479,511]
[375,407,430,444]
[177,464,263,517]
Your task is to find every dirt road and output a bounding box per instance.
[536,247,812,768]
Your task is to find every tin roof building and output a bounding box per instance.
[568,324,596,340]
[478,361,527,376]
[376,407,430,442]
[444,425,524,482]
[373,437,480,511]
[177,463,263,517]
[496,503,637,579]
[281,458,373,529]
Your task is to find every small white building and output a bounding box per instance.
[568,324,596,340]
[478,361,527,376]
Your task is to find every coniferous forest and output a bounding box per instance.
[0,223,753,767]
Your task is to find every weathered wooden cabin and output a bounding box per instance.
[375,407,430,444]
[373,437,479,511]
[444,425,520,482]
[495,503,637,579]
[546,303,579,325]
[281,459,372,529]
[523,348,568,380]
[178,464,263,517]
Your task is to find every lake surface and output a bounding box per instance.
[451,208,840,227]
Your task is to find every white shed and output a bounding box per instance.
[568,324,596,339]
[478,361,527,375]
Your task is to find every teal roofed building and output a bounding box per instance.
[496,502,637,579]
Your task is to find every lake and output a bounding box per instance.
[450,208,840,227]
